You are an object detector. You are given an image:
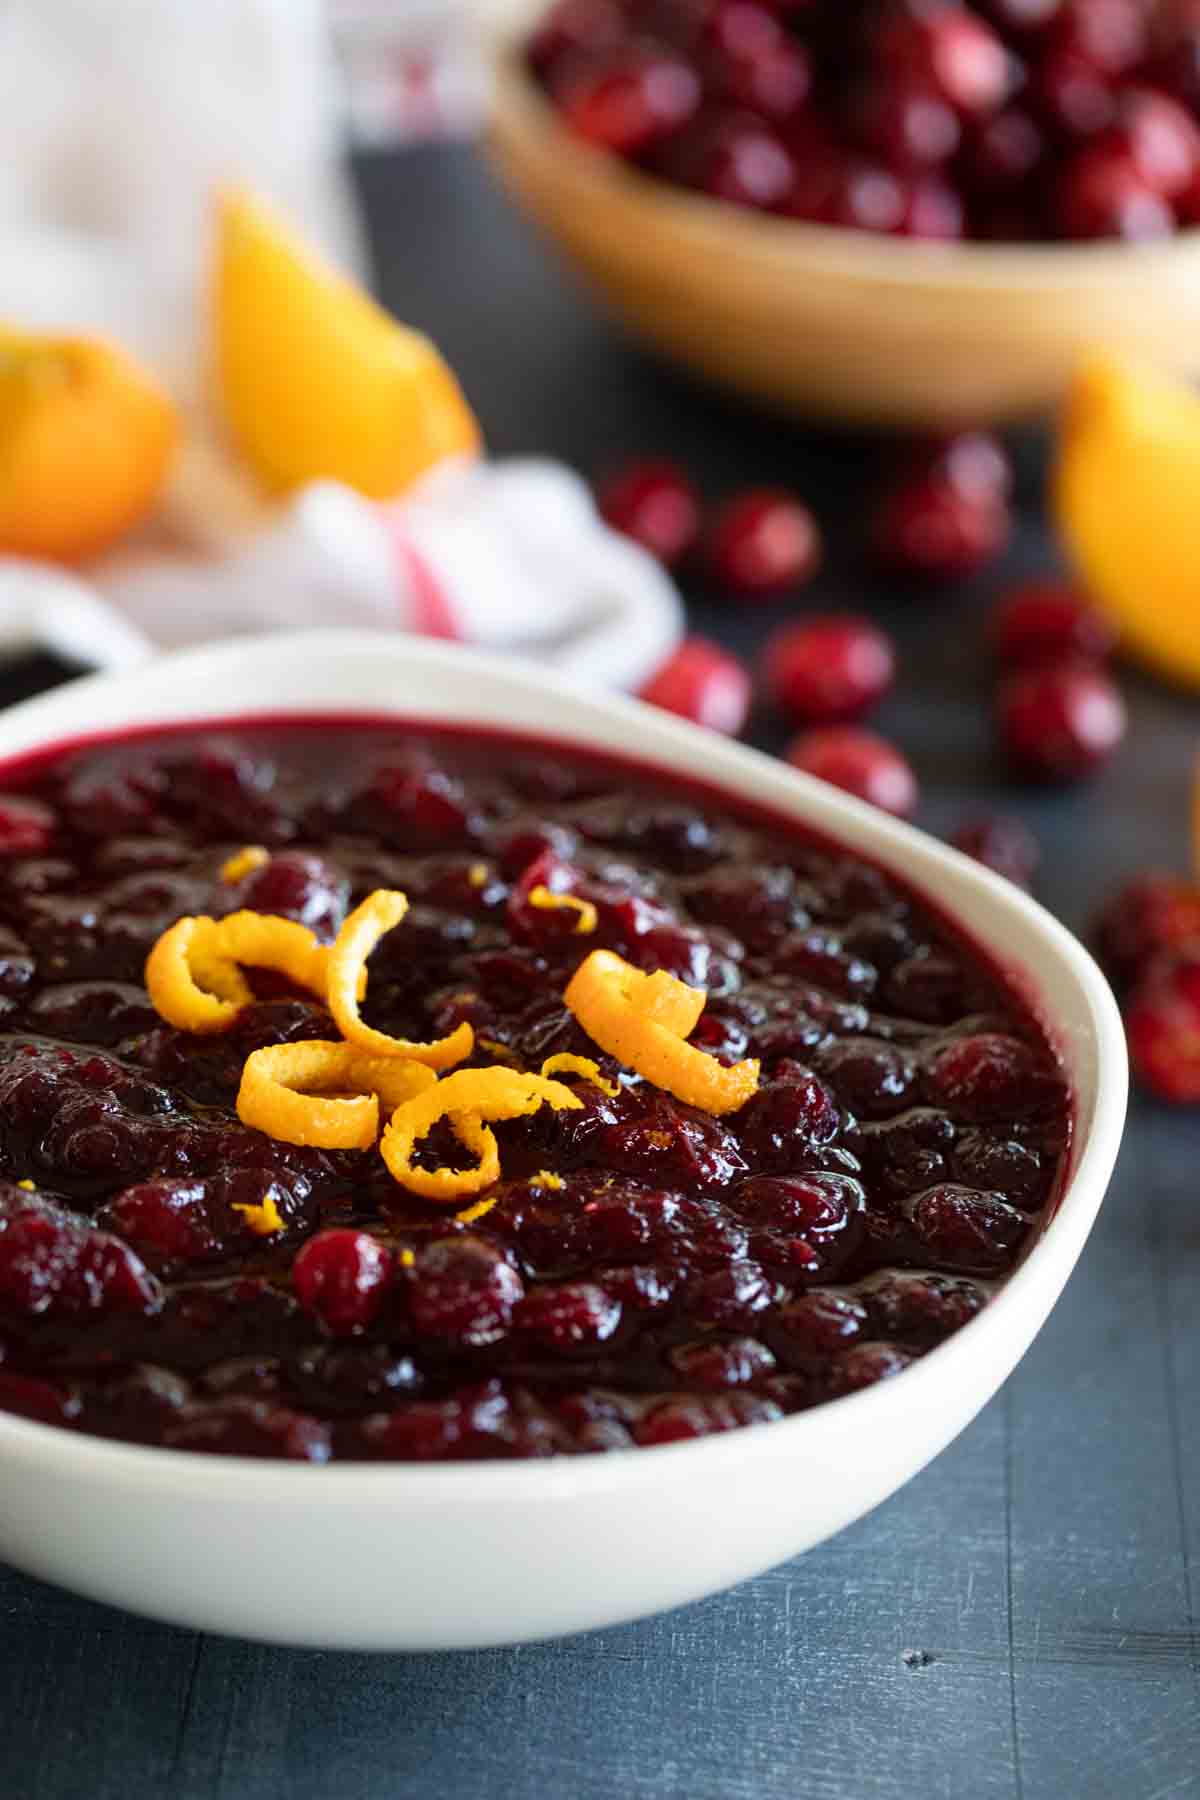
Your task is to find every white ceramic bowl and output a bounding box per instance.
[0,631,1126,1650]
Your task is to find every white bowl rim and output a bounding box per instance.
[0,629,1128,1505]
[490,41,1200,295]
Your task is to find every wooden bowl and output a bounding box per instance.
[487,38,1200,429]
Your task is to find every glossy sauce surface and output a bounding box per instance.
[0,724,1069,1460]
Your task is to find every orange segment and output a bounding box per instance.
[0,327,177,562]
[213,187,481,498]
[1054,354,1200,690]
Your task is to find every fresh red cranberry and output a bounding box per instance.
[1125,950,1200,1103]
[1052,0,1147,75]
[710,13,812,122]
[1055,144,1175,239]
[786,727,918,819]
[639,637,752,735]
[874,473,1009,581]
[764,614,896,724]
[919,430,1014,504]
[596,457,700,566]
[406,1236,524,1348]
[707,488,821,596]
[553,46,701,155]
[528,0,624,78]
[1031,42,1115,136]
[0,797,55,855]
[925,1031,1062,1121]
[514,1280,622,1351]
[898,173,966,238]
[905,1183,1030,1272]
[676,110,798,210]
[823,160,909,232]
[854,76,961,168]
[949,814,1041,888]
[292,1230,392,1336]
[963,107,1046,195]
[881,6,1011,117]
[1093,872,1200,993]
[996,659,1126,781]
[1102,87,1200,197]
[991,580,1116,666]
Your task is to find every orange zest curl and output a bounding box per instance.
[455,1192,502,1225]
[232,1194,285,1236]
[220,845,269,883]
[380,1067,582,1202]
[563,949,759,1117]
[527,885,598,934]
[237,1040,437,1150]
[327,889,474,1069]
[145,916,253,1034]
[535,1169,564,1191]
[539,1052,620,1098]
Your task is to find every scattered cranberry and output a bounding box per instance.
[854,77,961,169]
[898,173,965,239]
[707,488,821,597]
[1103,87,1200,197]
[996,659,1126,782]
[292,1230,392,1336]
[963,107,1045,195]
[0,798,55,856]
[765,614,895,724]
[596,457,700,566]
[787,727,918,819]
[949,814,1040,888]
[990,581,1116,667]
[881,5,1011,117]
[1032,42,1116,137]
[925,1032,1062,1121]
[905,1184,1030,1272]
[1055,144,1176,240]
[874,473,1009,582]
[639,636,752,735]
[553,47,701,155]
[675,111,798,210]
[514,1281,622,1351]
[1093,873,1200,993]
[1126,951,1200,1103]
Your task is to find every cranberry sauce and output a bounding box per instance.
[0,723,1069,1461]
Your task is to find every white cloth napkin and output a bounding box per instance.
[0,0,683,691]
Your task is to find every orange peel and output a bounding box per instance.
[539,1052,620,1098]
[220,845,269,883]
[232,1194,285,1237]
[327,889,474,1068]
[380,1066,582,1202]
[237,1040,437,1150]
[144,916,253,1034]
[563,949,759,1116]
[527,886,598,934]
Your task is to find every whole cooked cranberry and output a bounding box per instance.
[596,457,700,566]
[736,1066,840,1169]
[406,1236,524,1348]
[874,474,1009,581]
[863,1269,987,1342]
[230,851,348,940]
[990,580,1115,666]
[671,109,798,210]
[1102,87,1200,198]
[963,107,1045,195]
[920,430,1014,504]
[731,1171,862,1236]
[639,636,752,735]
[1093,872,1200,993]
[771,1290,868,1358]
[1052,0,1147,74]
[681,1257,776,1324]
[514,1280,622,1351]
[292,1230,392,1336]
[822,160,909,233]
[952,1129,1045,1207]
[1125,951,1200,1103]
[669,1335,777,1387]
[854,76,961,168]
[905,1183,1030,1272]
[1031,42,1115,137]
[1055,144,1175,239]
[711,22,812,122]
[812,1037,917,1117]
[786,727,918,819]
[765,614,896,723]
[553,46,701,155]
[949,814,1040,888]
[0,796,55,855]
[824,1342,914,1396]
[164,1398,331,1461]
[996,659,1126,781]
[528,0,624,78]
[881,6,1010,117]
[0,1191,161,1320]
[1145,16,1200,114]
[633,1391,783,1445]
[925,1031,1062,1121]
[707,489,821,596]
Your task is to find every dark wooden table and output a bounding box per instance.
[2,144,1198,1800]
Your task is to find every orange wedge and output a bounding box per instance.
[1055,354,1200,690]
[212,187,481,498]
[0,328,177,562]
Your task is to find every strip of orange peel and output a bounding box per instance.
[327,889,474,1069]
[145,908,358,1034]
[563,949,759,1116]
[232,1194,285,1236]
[220,845,269,883]
[380,1066,582,1201]
[539,1052,620,1097]
[527,886,598,934]
[237,1040,437,1149]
